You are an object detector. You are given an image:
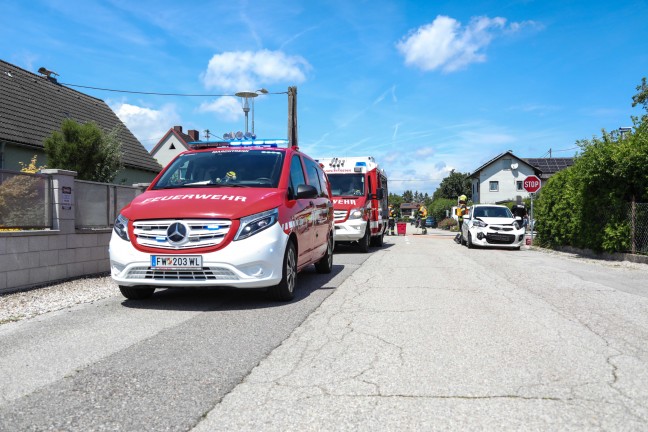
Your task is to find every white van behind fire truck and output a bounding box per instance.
[316,156,388,252]
[109,138,334,302]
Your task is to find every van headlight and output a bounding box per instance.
[235,208,278,241]
[471,220,487,228]
[348,208,363,219]
[113,213,130,242]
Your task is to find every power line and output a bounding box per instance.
[389,179,446,182]
[539,146,579,158]
[551,146,579,153]
[59,82,287,97]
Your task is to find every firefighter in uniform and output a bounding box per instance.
[418,204,428,234]
[388,204,400,235]
[454,195,468,243]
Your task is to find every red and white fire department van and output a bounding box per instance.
[316,156,388,252]
[109,139,334,301]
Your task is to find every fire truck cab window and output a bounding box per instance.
[328,174,365,197]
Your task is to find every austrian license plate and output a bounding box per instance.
[151,255,202,269]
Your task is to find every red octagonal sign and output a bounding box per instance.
[523,175,542,193]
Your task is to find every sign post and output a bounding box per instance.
[523,175,542,245]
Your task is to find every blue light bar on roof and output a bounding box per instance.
[187,138,289,149]
[355,162,367,167]
[227,139,288,147]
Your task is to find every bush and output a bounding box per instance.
[0,156,48,229]
[602,222,631,252]
[437,217,457,230]
[428,198,455,223]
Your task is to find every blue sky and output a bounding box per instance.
[2,0,647,194]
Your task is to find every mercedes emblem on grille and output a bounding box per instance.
[167,222,189,245]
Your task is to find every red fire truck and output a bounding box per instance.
[316,156,389,252]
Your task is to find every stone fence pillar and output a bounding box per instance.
[39,169,77,234]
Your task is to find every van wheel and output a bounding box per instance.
[358,226,370,253]
[371,230,384,247]
[119,286,155,300]
[467,232,474,249]
[268,241,297,301]
[315,234,333,274]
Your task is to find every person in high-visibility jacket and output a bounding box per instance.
[454,195,468,243]
[388,204,400,235]
[418,204,428,234]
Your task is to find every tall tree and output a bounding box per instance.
[631,76,648,117]
[402,190,414,203]
[44,119,123,182]
[388,193,403,208]
[432,170,471,200]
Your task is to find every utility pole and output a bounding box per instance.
[288,86,298,148]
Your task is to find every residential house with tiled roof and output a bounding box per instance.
[0,59,161,184]
[150,126,200,167]
[400,202,420,219]
[469,150,574,204]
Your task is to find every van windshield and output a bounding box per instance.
[152,150,285,189]
[328,174,365,197]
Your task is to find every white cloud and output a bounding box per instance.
[110,102,180,150]
[415,146,435,158]
[397,15,521,72]
[202,49,311,91]
[198,97,242,122]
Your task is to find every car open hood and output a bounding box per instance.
[121,188,285,220]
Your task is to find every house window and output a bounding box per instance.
[503,158,511,170]
[489,181,499,192]
[516,181,523,191]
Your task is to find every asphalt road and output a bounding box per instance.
[0,248,370,431]
[1,226,648,431]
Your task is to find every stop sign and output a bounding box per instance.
[523,175,542,193]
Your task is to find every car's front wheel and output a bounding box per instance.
[268,241,297,301]
[467,232,474,249]
[119,286,155,300]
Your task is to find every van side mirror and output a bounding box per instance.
[296,184,318,199]
[371,188,384,200]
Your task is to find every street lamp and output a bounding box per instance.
[235,89,268,135]
[619,127,632,138]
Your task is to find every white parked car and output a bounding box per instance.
[460,204,525,250]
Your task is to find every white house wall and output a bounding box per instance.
[152,136,186,168]
[474,157,536,204]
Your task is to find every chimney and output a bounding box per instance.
[173,126,183,133]
[188,129,199,141]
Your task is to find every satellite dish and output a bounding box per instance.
[511,163,518,170]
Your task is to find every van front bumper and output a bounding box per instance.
[109,223,288,288]
[333,220,367,242]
